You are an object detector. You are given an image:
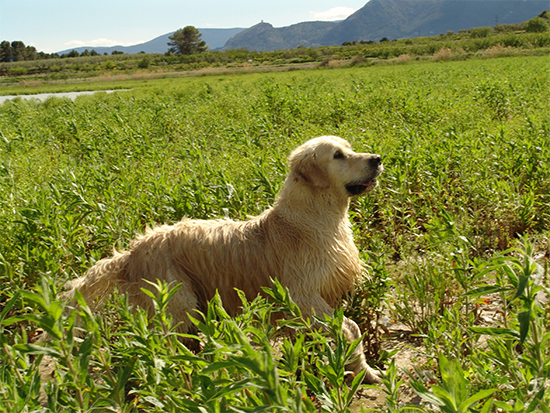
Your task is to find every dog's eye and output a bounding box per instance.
[333,151,344,159]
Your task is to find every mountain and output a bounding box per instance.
[223,0,548,51]
[56,0,547,55]
[322,0,549,45]
[221,21,336,52]
[57,27,244,55]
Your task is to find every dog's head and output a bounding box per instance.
[289,136,383,197]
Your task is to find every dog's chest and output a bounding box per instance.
[315,227,362,300]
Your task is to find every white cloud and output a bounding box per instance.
[310,7,356,21]
[64,38,138,49]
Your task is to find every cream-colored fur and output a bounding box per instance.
[68,135,383,383]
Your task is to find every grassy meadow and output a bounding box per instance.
[0,55,549,412]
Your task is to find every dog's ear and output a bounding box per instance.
[290,150,330,188]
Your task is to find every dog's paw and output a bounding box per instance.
[345,356,382,384]
[362,364,382,384]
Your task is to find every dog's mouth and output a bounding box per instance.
[345,179,378,196]
[345,166,383,196]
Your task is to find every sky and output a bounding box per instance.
[0,1,369,53]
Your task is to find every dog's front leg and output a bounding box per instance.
[294,295,380,384]
[341,316,381,383]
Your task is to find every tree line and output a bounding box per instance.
[0,41,41,62]
[0,40,127,62]
[0,26,208,63]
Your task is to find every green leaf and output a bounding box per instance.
[493,400,515,412]
[458,389,497,412]
[164,282,183,304]
[536,398,550,413]
[143,395,165,409]
[344,334,365,364]
[303,370,322,394]
[12,343,61,358]
[432,384,459,412]
[2,315,29,326]
[107,355,138,400]
[518,310,531,344]
[212,378,258,400]
[527,386,547,413]
[469,327,520,339]
[0,291,20,324]
[438,354,467,407]
[201,361,238,374]
[513,272,530,301]
[140,287,157,301]
[346,369,366,406]
[479,397,494,413]
[410,380,445,407]
[464,285,509,297]
[19,290,49,313]
[501,264,518,288]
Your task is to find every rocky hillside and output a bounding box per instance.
[223,0,548,51]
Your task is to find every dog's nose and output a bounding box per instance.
[369,155,382,168]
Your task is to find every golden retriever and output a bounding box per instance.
[68,135,383,383]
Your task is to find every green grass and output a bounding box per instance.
[0,55,549,412]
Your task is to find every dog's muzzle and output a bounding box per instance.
[345,155,383,196]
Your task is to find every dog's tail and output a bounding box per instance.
[65,249,131,307]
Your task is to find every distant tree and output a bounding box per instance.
[0,41,13,62]
[24,45,37,60]
[11,41,26,61]
[67,50,79,58]
[168,26,207,55]
[112,50,124,55]
[90,50,99,56]
[81,49,91,57]
[526,17,549,33]
[380,37,389,42]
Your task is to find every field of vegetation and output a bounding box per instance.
[0,23,549,93]
[0,54,549,412]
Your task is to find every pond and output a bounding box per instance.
[0,89,128,104]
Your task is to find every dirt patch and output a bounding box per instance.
[350,323,426,412]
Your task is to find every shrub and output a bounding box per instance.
[526,17,550,33]
[494,22,524,33]
[396,53,411,64]
[137,55,152,69]
[470,26,492,38]
[350,55,367,66]
[482,44,516,58]
[7,66,27,75]
[433,47,453,61]
[102,60,117,70]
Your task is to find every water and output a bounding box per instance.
[0,89,128,104]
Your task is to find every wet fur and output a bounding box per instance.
[67,136,383,382]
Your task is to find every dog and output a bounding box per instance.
[67,135,383,383]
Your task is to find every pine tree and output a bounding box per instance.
[168,26,207,55]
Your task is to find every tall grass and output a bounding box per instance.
[0,55,548,411]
